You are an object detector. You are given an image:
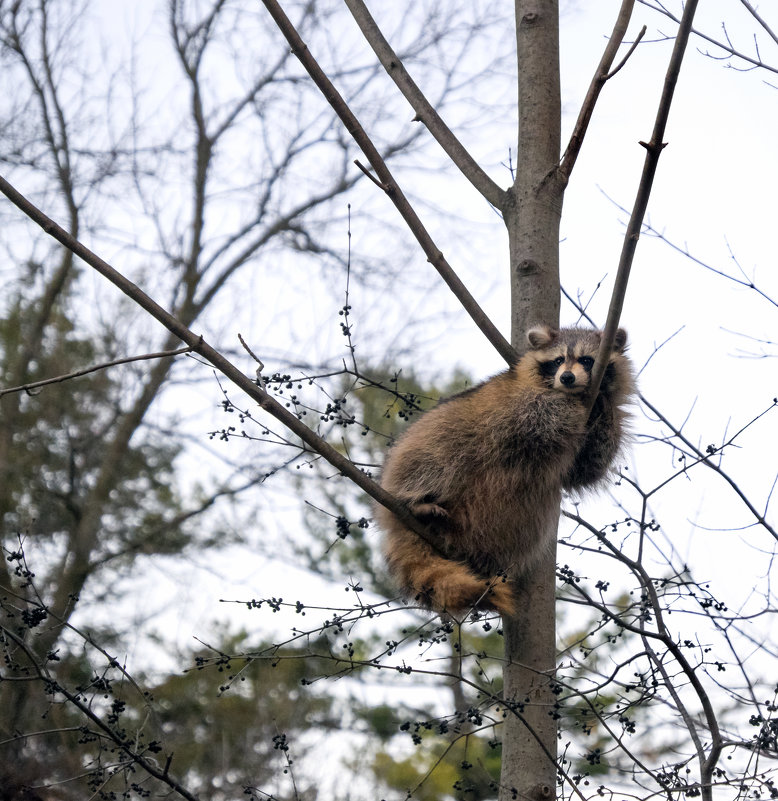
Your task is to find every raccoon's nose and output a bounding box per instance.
[560,371,576,386]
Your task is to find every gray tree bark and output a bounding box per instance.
[499,2,564,799]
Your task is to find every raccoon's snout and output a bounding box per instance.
[560,371,576,387]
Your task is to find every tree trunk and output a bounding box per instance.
[500,2,563,798]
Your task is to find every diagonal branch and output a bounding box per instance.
[587,0,700,411]
[0,173,440,551]
[0,347,192,398]
[559,0,641,181]
[640,394,778,541]
[639,0,778,76]
[259,0,516,366]
[343,0,507,208]
[739,0,778,49]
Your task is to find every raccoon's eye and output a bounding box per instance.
[578,356,594,370]
[554,356,564,367]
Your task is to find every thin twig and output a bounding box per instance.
[600,196,778,311]
[237,333,264,374]
[739,0,778,49]
[638,0,778,76]
[640,393,778,541]
[607,25,647,79]
[0,623,200,801]
[343,0,506,208]
[0,346,192,398]
[587,0,700,412]
[353,159,386,190]
[258,0,516,366]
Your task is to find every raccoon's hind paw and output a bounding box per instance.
[410,501,449,520]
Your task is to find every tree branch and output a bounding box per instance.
[0,623,200,801]
[343,0,507,208]
[563,513,723,801]
[560,0,641,181]
[0,173,438,548]
[740,0,778,49]
[0,347,192,398]
[600,195,778,311]
[638,0,778,76]
[259,0,516,366]
[587,0,700,411]
[640,393,778,541]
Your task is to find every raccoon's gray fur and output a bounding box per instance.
[376,325,634,616]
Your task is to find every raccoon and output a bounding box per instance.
[376,325,634,617]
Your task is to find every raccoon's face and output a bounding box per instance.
[526,325,627,395]
[536,347,596,394]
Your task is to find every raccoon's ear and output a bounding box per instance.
[613,328,628,352]
[526,325,557,349]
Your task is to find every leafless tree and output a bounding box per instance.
[1,1,777,800]
[0,0,515,795]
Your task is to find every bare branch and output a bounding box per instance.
[259,0,516,366]
[638,0,778,76]
[343,0,507,208]
[600,198,778,311]
[640,393,778,541]
[607,24,648,79]
[560,0,640,181]
[0,173,438,548]
[0,623,200,801]
[587,0,700,411]
[0,346,192,398]
[740,0,778,49]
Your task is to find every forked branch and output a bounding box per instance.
[343,0,507,208]
[587,0,700,410]
[560,0,642,181]
[259,0,516,366]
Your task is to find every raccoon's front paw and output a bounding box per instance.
[410,501,449,521]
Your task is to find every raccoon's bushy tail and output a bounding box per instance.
[384,532,515,616]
